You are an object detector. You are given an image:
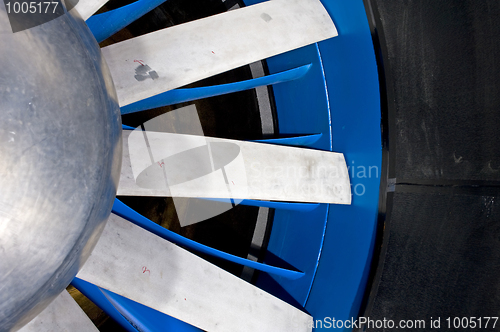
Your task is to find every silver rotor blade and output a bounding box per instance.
[72,0,109,20]
[17,290,99,332]
[102,0,337,107]
[119,129,351,204]
[77,213,313,332]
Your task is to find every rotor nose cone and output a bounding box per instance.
[0,5,121,331]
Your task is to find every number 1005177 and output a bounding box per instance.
[445,317,498,329]
[5,2,59,14]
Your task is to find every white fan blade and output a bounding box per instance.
[18,290,99,332]
[102,0,337,107]
[118,129,351,204]
[77,214,313,331]
[72,0,109,21]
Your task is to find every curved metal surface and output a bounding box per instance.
[0,5,122,331]
[305,0,382,325]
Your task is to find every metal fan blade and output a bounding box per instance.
[119,129,351,204]
[76,213,313,332]
[101,0,337,107]
[72,0,109,21]
[17,291,99,332]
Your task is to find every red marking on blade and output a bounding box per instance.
[142,266,150,274]
[134,60,145,66]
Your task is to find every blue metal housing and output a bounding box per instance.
[245,0,382,328]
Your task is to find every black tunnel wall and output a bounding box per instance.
[361,1,500,330]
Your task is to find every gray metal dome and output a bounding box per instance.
[0,6,122,331]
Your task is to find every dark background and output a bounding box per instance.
[361,1,500,330]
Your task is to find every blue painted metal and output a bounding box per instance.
[122,124,135,130]
[86,0,168,43]
[242,0,382,329]
[120,64,312,115]
[100,287,202,332]
[247,35,333,308]
[264,46,332,152]
[237,199,320,212]
[304,1,382,328]
[255,203,329,307]
[215,11,335,307]
[71,278,138,332]
[203,197,320,212]
[112,198,304,279]
[252,133,322,147]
